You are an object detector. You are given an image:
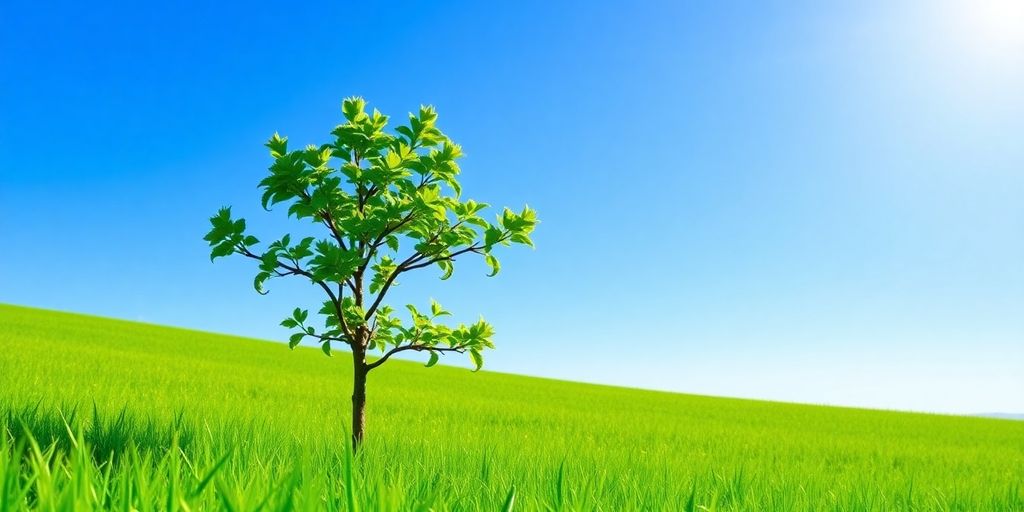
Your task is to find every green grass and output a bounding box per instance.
[0,303,1021,511]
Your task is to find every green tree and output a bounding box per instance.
[204,97,537,449]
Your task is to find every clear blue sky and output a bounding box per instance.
[2,0,1021,414]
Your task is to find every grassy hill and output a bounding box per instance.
[0,304,1021,510]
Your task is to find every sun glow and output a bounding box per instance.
[944,0,1024,60]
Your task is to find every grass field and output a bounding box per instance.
[0,303,1021,510]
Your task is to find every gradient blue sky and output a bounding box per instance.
[2,1,1022,414]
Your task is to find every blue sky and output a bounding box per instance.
[2,0,1021,414]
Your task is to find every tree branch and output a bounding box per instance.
[361,221,497,322]
[370,211,416,251]
[361,250,420,321]
[238,246,356,344]
[319,209,349,252]
[355,210,417,280]
[353,172,442,316]
[303,331,347,344]
[402,244,484,272]
[297,188,349,252]
[365,344,465,371]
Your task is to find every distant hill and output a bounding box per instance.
[2,303,1023,510]
[975,413,1024,421]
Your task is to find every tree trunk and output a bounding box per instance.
[351,352,367,451]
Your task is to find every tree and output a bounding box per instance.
[203,97,537,450]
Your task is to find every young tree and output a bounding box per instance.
[204,97,537,449]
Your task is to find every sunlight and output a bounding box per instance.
[944,0,1024,60]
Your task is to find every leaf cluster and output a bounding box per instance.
[203,97,537,371]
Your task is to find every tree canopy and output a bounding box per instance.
[203,97,537,372]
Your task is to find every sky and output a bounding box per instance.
[2,0,1022,414]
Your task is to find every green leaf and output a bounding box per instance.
[520,205,538,226]
[321,341,332,356]
[253,272,271,295]
[280,318,298,329]
[288,332,304,349]
[500,208,516,230]
[260,251,279,273]
[430,299,448,317]
[309,240,361,283]
[210,241,235,261]
[469,349,483,372]
[395,125,415,142]
[425,351,439,368]
[266,132,288,158]
[405,304,421,319]
[510,233,534,248]
[484,226,504,247]
[437,259,454,280]
[464,216,489,228]
[342,97,366,122]
[203,207,234,244]
[485,254,500,277]
[341,299,367,327]
[385,235,400,253]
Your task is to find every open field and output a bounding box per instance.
[0,303,1021,510]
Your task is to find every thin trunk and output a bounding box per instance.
[351,350,367,451]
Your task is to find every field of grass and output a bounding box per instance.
[0,303,1021,510]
